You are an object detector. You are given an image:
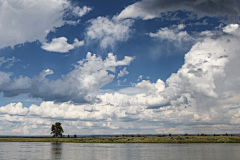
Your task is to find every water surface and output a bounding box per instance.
[0,142,239,160]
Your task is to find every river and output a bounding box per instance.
[0,142,239,160]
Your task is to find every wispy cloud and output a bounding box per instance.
[0,56,20,68]
[85,16,134,49]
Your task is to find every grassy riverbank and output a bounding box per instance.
[1,136,240,143]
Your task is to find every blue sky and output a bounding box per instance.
[0,0,240,135]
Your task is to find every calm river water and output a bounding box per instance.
[0,142,239,160]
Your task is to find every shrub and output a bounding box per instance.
[184,133,188,136]
[74,134,77,138]
[176,136,185,140]
[169,133,171,137]
[137,134,141,137]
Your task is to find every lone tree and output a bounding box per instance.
[51,122,64,138]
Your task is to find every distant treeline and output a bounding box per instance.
[0,133,239,138]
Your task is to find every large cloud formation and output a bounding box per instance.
[0,53,134,103]
[117,0,240,20]
[1,24,240,135]
[0,0,91,49]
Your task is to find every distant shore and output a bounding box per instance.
[1,136,240,143]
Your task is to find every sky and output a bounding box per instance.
[0,0,240,136]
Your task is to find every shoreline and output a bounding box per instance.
[1,136,240,143]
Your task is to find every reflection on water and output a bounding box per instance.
[51,143,62,160]
[0,142,240,160]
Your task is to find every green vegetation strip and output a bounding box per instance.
[1,136,240,143]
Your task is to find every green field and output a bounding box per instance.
[1,136,240,143]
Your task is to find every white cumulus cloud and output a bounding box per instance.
[135,79,165,95]
[72,6,92,17]
[0,52,134,103]
[41,37,84,53]
[0,102,28,115]
[0,0,91,49]
[223,24,239,34]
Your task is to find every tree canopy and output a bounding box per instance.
[51,122,64,138]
